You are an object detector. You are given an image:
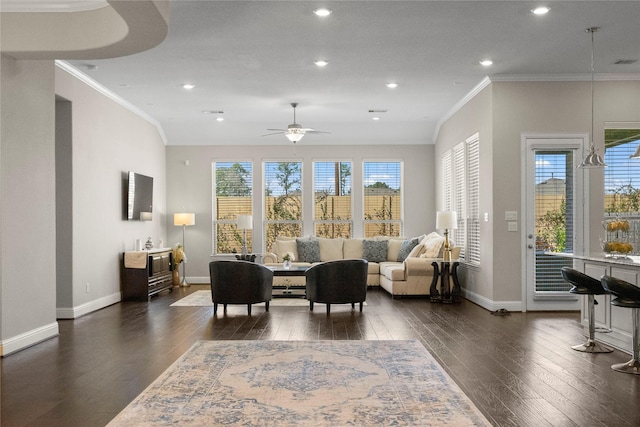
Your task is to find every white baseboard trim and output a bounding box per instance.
[1,322,59,357]
[462,288,523,312]
[56,292,121,319]
[186,276,210,285]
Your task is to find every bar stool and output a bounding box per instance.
[601,275,640,375]
[561,267,613,353]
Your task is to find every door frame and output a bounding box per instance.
[520,133,590,311]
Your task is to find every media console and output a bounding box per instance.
[121,248,174,301]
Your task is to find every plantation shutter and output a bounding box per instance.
[466,134,480,265]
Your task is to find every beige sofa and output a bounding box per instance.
[264,233,460,296]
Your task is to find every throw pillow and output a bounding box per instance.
[420,232,445,258]
[296,237,321,262]
[397,238,419,262]
[362,239,388,263]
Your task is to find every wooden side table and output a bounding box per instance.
[429,260,461,303]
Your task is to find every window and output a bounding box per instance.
[604,128,640,252]
[264,161,303,250]
[363,161,402,237]
[212,161,252,254]
[442,134,480,265]
[314,161,353,237]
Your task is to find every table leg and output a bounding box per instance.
[430,261,441,302]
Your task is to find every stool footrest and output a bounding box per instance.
[612,359,640,375]
[572,340,614,353]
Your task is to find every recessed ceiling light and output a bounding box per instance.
[216,117,224,122]
[479,60,493,67]
[183,83,195,90]
[372,117,381,121]
[386,82,398,89]
[532,6,550,15]
[314,8,332,17]
[314,60,329,67]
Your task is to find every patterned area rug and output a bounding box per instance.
[170,290,365,308]
[107,340,490,426]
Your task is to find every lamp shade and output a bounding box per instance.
[436,211,458,230]
[174,212,195,226]
[237,214,253,230]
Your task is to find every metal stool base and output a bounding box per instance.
[612,359,640,375]
[572,340,613,353]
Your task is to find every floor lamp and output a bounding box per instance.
[174,212,195,287]
[237,214,253,256]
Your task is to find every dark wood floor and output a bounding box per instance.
[2,285,640,426]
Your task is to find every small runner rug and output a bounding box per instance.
[170,290,365,308]
[107,340,490,426]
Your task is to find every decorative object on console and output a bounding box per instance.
[236,214,252,256]
[578,27,607,168]
[174,213,195,287]
[145,237,153,249]
[436,211,457,262]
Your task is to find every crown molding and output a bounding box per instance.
[433,73,640,143]
[55,60,167,144]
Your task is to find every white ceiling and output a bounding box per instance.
[25,1,640,145]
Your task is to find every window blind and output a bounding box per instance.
[212,161,252,254]
[314,161,353,238]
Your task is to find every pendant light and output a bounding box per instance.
[578,27,607,168]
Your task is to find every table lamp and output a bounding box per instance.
[237,214,253,256]
[436,211,457,262]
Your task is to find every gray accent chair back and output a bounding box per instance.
[209,260,273,315]
[305,259,368,314]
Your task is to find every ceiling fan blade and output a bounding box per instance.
[262,131,286,137]
[305,130,331,134]
[266,128,287,132]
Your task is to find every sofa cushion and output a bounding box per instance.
[386,238,405,261]
[380,262,405,281]
[343,238,363,259]
[397,238,419,261]
[296,237,321,262]
[407,243,425,258]
[367,262,380,275]
[317,237,344,261]
[274,239,299,262]
[362,239,388,262]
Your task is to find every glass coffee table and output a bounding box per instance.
[267,266,309,297]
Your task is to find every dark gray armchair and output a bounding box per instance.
[305,259,368,314]
[209,260,273,315]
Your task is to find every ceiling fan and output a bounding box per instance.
[263,103,330,143]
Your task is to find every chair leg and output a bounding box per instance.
[326,304,331,314]
[351,303,355,310]
[612,307,640,374]
[248,304,252,316]
[573,295,613,353]
[223,304,227,313]
[265,301,270,312]
[213,302,218,315]
[309,301,314,311]
[359,302,363,312]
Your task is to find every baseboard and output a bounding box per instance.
[462,288,523,312]
[0,322,59,357]
[56,292,121,319]
[186,276,210,285]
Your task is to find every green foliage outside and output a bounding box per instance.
[536,199,566,252]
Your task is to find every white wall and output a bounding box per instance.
[54,65,167,317]
[1,56,58,355]
[166,144,435,282]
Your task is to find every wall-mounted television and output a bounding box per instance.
[126,171,153,221]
